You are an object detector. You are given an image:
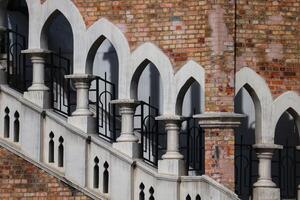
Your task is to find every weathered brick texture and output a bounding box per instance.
[236,0,300,96]
[204,128,235,190]
[0,146,92,199]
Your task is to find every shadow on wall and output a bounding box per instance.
[92,39,119,98]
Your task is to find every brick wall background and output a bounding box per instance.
[236,0,300,97]
[0,146,92,199]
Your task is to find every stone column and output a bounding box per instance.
[156,115,185,176]
[111,99,140,158]
[65,74,96,134]
[252,143,282,200]
[22,49,51,108]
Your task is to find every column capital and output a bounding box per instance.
[111,99,140,108]
[65,73,95,83]
[21,48,52,57]
[193,112,245,128]
[155,114,184,123]
[253,143,283,152]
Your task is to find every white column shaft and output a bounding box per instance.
[120,107,134,134]
[161,120,183,160]
[258,153,272,181]
[166,122,180,153]
[32,56,45,85]
[76,82,90,110]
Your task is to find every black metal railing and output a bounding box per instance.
[180,115,205,175]
[235,134,300,200]
[134,97,164,167]
[45,49,75,117]
[272,146,300,199]
[89,73,118,142]
[234,140,258,200]
[4,27,31,92]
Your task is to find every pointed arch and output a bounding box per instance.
[39,9,74,50]
[28,0,85,72]
[85,18,130,77]
[128,43,174,114]
[174,61,205,115]
[235,67,273,143]
[272,91,300,138]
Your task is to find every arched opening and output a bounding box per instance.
[41,10,75,117]
[4,107,10,138]
[131,60,164,166]
[234,87,258,200]
[176,79,204,175]
[272,109,300,199]
[195,194,201,200]
[3,0,30,92]
[48,132,54,163]
[139,183,145,200]
[13,111,19,142]
[93,157,99,189]
[58,136,64,167]
[103,161,109,193]
[87,36,119,142]
[149,187,155,200]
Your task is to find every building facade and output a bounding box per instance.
[0,0,299,199]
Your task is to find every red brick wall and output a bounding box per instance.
[68,0,300,99]
[204,128,235,190]
[0,146,92,199]
[236,0,300,96]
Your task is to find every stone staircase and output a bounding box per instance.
[0,84,239,200]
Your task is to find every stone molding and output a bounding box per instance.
[193,112,245,128]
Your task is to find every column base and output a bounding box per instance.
[158,159,186,176]
[253,179,276,187]
[112,142,141,158]
[24,90,50,108]
[68,115,96,134]
[252,186,280,200]
[116,133,139,143]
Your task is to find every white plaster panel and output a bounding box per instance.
[109,154,133,200]
[87,140,111,193]
[43,116,86,187]
[133,167,157,200]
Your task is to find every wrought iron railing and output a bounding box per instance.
[272,146,300,199]
[180,115,205,175]
[234,140,258,200]
[45,49,75,117]
[89,73,119,142]
[235,134,300,200]
[134,97,162,166]
[3,27,31,93]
